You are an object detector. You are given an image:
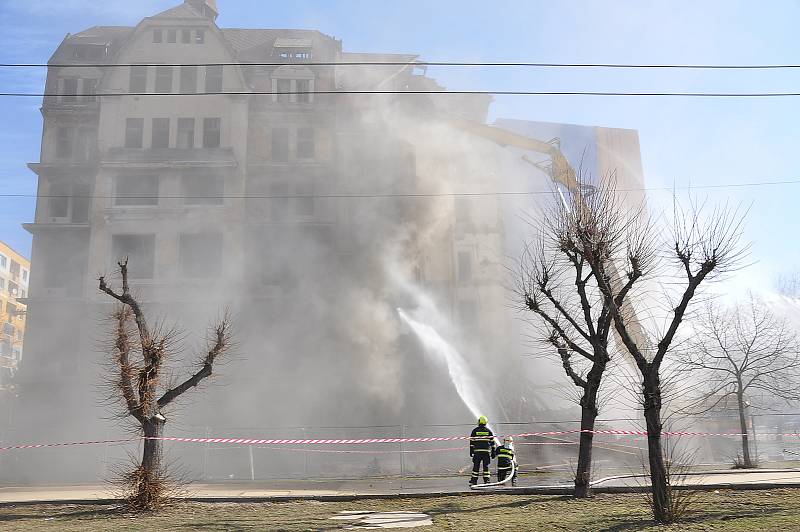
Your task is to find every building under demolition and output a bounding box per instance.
[11,0,646,482]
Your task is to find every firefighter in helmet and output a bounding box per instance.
[469,416,496,485]
[496,436,518,486]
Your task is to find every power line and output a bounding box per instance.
[5,90,800,98]
[2,178,799,200]
[6,61,800,69]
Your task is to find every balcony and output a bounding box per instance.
[102,147,239,169]
[42,95,100,114]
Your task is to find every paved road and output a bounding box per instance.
[3,469,800,504]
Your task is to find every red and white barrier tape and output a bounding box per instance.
[2,428,799,453]
[0,438,137,452]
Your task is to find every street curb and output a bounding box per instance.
[2,483,800,507]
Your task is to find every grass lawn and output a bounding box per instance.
[2,489,800,531]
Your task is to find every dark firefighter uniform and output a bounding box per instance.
[469,418,496,485]
[496,442,517,485]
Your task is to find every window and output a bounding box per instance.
[6,281,19,302]
[112,234,155,279]
[181,29,191,44]
[269,183,289,221]
[205,65,223,92]
[56,127,73,158]
[0,279,4,291]
[271,127,289,162]
[457,251,472,283]
[71,184,91,223]
[179,66,197,94]
[62,78,78,102]
[115,175,158,206]
[167,29,177,43]
[124,118,144,148]
[155,66,173,93]
[69,127,94,162]
[297,127,315,159]
[153,29,163,43]
[7,284,16,303]
[48,183,70,218]
[151,118,170,148]
[0,255,6,269]
[202,118,221,148]
[276,79,291,103]
[182,174,223,205]
[177,118,195,149]
[129,66,147,93]
[10,261,20,278]
[179,233,223,278]
[83,78,98,101]
[296,79,311,103]
[295,181,314,216]
[22,270,27,282]
[195,29,205,44]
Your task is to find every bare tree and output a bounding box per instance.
[776,269,800,299]
[98,259,232,511]
[554,181,747,523]
[677,296,800,468]
[517,202,620,497]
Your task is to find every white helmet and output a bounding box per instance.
[504,436,514,444]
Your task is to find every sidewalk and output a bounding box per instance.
[3,469,800,504]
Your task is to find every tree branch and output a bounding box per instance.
[158,315,230,408]
[113,307,144,423]
[525,294,595,362]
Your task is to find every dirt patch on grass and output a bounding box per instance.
[2,489,799,531]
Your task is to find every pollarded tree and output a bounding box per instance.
[99,259,232,511]
[678,296,800,468]
[556,184,747,523]
[516,181,647,498]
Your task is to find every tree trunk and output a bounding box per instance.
[642,371,672,523]
[142,417,164,473]
[736,392,753,468]
[574,384,599,498]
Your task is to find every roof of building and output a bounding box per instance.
[273,38,313,48]
[340,52,419,63]
[0,241,30,265]
[221,28,334,53]
[152,3,202,19]
[68,26,134,43]
[151,0,217,20]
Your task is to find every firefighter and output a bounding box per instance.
[469,416,496,485]
[496,436,518,486]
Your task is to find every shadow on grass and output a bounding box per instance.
[0,504,123,522]
[426,494,572,517]
[601,505,784,531]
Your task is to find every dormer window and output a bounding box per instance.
[70,44,107,60]
[272,38,313,62]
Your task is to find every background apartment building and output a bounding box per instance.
[0,242,28,391]
[12,0,645,482]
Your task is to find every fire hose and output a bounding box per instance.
[469,449,517,490]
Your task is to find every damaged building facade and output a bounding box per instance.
[13,0,645,482]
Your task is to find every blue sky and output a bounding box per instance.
[0,0,798,289]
